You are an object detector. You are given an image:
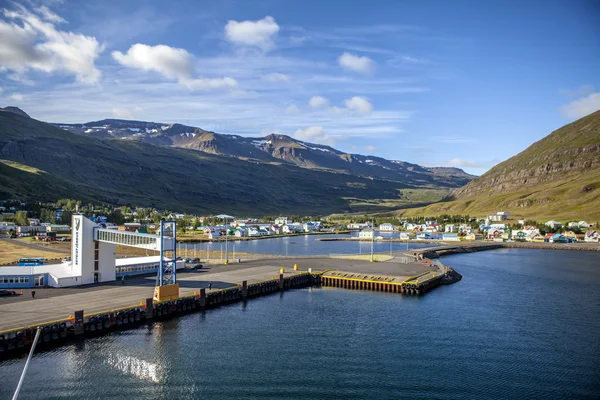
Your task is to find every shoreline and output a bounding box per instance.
[318,237,600,252]
[177,230,351,243]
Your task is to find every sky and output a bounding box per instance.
[0,0,599,175]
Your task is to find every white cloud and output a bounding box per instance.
[112,43,195,80]
[0,5,104,84]
[35,6,65,24]
[0,87,3,93]
[225,16,279,51]
[344,96,373,115]
[559,84,595,99]
[294,126,335,146]
[182,77,238,90]
[112,43,237,91]
[308,95,329,109]
[338,52,375,74]
[445,158,498,169]
[560,92,600,119]
[111,107,134,119]
[364,145,376,152]
[285,104,300,114]
[9,93,24,101]
[262,72,289,82]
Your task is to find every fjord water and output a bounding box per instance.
[1,248,599,399]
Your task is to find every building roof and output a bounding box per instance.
[115,256,173,267]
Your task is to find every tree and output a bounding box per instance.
[60,210,73,225]
[14,211,28,226]
[40,208,56,223]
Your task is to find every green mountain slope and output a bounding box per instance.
[397,110,600,220]
[0,111,461,215]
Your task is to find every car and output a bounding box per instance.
[190,258,200,263]
[0,289,17,297]
[191,264,203,270]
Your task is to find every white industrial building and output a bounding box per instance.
[0,214,179,289]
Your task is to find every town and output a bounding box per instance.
[1,200,598,247]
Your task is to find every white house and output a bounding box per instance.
[518,219,527,225]
[545,220,563,229]
[584,230,599,242]
[568,222,579,228]
[275,217,289,226]
[444,224,456,233]
[234,228,247,238]
[399,232,410,240]
[358,227,374,239]
[0,221,16,232]
[348,222,370,230]
[578,221,590,228]
[442,233,459,241]
[208,231,221,239]
[379,223,395,231]
[270,224,281,235]
[488,212,510,222]
[303,222,317,232]
[28,218,41,226]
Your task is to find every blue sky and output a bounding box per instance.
[1,0,599,174]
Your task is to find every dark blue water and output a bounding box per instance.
[1,248,599,399]
[181,233,429,256]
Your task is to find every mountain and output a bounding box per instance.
[53,119,474,187]
[397,110,600,220]
[1,107,30,118]
[1,111,471,215]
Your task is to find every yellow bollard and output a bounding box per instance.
[293,264,298,271]
[280,267,285,274]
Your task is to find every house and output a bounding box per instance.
[270,224,281,235]
[578,221,589,228]
[442,233,459,241]
[379,223,395,231]
[0,222,16,232]
[487,230,503,240]
[584,230,599,242]
[404,223,419,231]
[563,231,578,242]
[545,220,563,229]
[119,223,142,232]
[488,212,510,222]
[358,227,374,239]
[465,233,483,241]
[567,222,579,229]
[45,224,70,233]
[17,225,45,236]
[303,222,317,232]
[518,219,527,225]
[274,217,289,226]
[444,224,456,233]
[28,218,41,226]
[549,234,568,243]
[399,232,410,240]
[234,228,247,238]
[208,231,221,239]
[348,222,370,230]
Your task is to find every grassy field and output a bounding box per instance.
[396,173,600,221]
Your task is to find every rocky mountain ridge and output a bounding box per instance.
[52,118,474,186]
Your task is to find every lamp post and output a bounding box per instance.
[225,226,228,264]
[370,219,374,262]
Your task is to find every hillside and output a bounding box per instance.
[1,111,467,215]
[52,119,474,187]
[397,110,600,221]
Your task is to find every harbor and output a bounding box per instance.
[0,253,459,358]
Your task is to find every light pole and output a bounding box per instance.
[370,219,374,262]
[225,227,228,264]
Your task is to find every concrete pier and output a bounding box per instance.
[0,256,456,358]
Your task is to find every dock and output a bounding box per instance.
[0,255,460,358]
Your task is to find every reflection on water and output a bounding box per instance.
[104,353,163,383]
[181,233,427,256]
[1,249,599,399]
